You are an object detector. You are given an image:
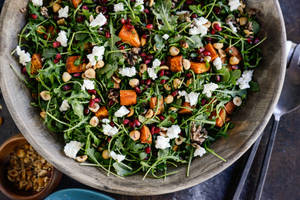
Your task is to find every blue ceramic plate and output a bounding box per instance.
[45,188,115,200]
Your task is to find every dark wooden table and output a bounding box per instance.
[0,0,299,199]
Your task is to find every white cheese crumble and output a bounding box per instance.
[114,106,130,117]
[81,79,95,90]
[227,21,237,33]
[155,136,171,150]
[176,10,189,15]
[102,124,118,136]
[32,0,43,7]
[162,34,170,40]
[102,118,110,124]
[228,0,241,11]
[147,67,157,80]
[189,17,208,36]
[203,83,219,98]
[90,13,107,28]
[87,46,105,66]
[64,141,83,159]
[178,91,188,97]
[194,146,206,157]
[134,0,144,11]
[236,70,253,89]
[114,3,124,12]
[110,151,125,162]
[56,30,68,47]
[58,6,69,18]
[119,67,137,77]
[178,91,199,106]
[59,99,70,112]
[16,46,31,66]
[152,59,161,68]
[213,57,223,70]
[166,125,181,139]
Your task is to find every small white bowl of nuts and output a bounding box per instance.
[0,134,62,200]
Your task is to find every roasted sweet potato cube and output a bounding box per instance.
[30,54,43,74]
[140,125,152,144]
[179,102,193,114]
[205,43,218,61]
[169,55,183,72]
[226,46,242,61]
[224,101,235,115]
[95,106,109,119]
[215,108,226,127]
[118,25,141,47]
[149,96,164,115]
[120,90,137,106]
[72,0,82,8]
[190,62,210,74]
[66,56,85,74]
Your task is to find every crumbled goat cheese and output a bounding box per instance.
[176,10,189,15]
[102,118,110,124]
[152,59,161,68]
[162,34,170,40]
[58,6,69,18]
[114,3,124,12]
[102,124,118,136]
[166,125,181,139]
[114,106,130,117]
[32,0,43,7]
[203,83,219,98]
[227,21,237,33]
[228,0,241,11]
[213,57,223,70]
[110,151,125,162]
[81,79,95,90]
[155,136,171,150]
[233,96,242,106]
[178,91,188,97]
[56,30,68,47]
[187,92,200,106]
[194,146,206,157]
[147,67,158,80]
[134,0,144,11]
[87,46,105,66]
[90,13,107,27]
[119,67,137,77]
[64,141,83,159]
[236,70,253,89]
[59,100,70,112]
[189,17,208,36]
[16,46,31,66]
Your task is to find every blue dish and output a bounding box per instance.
[45,188,115,200]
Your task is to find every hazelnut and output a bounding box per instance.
[112,76,121,84]
[145,109,154,118]
[84,68,96,79]
[229,56,240,65]
[213,43,224,50]
[85,62,92,69]
[175,136,185,145]
[141,37,146,47]
[183,59,191,70]
[172,145,178,151]
[129,78,139,88]
[127,107,134,117]
[76,155,88,163]
[102,150,110,159]
[139,64,148,73]
[89,103,100,113]
[169,107,178,112]
[181,41,189,49]
[173,78,182,89]
[204,56,212,62]
[89,116,99,127]
[95,6,101,14]
[239,17,248,26]
[52,3,61,13]
[113,82,120,89]
[244,29,253,37]
[169,46,180,56]
[129,130,141,141]
[218,49,226,58]
[57,18,65,25]
[40,91,51,101]
[164,83,171,91]
[164,95,174,104]
[160,65,169,70]
[94,60,105,69]
[40,111,46,119]
[62,72,72,82]
[233,96,242,106]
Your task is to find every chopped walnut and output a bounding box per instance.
[190,122,208,145]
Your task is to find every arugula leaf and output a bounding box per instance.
[153,0,178,32]
[70,100,84,119]
[42,48,57,59]
[186,35,203,49]
[113,162,132,176]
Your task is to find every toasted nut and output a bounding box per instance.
[233,96,242,106]
[129,78,139,88]
[160,65,169,70]
[218,49,226,58]
[85,68,96,79]
[112,76,121,84]
[52,3,61,13]
[149,0,154,7]
[76,155,88,163]
[85,62,92,69]
[141,37,146,47]
[203,21,211,28]
[172,145,178,151]
[229,56,240,65]
[95,6,101,14]
[57,18,65,25]
[164,95,174,104]
[40,91,51,101]
[239,17,248,26]
[169,107,178,112]
[36,26,46,34]
[129,130,141,141]
[38,169,48,177]
[173,78,182,89]
[102,150,110,159]
[139,64,148,73]
[145,109,154,118]
[186,78,193,86]
[89,116,99,127]
[164,83,171,91]
[244,29,253,36]
[204,56,212,62]
[113,82,120,89]
[213,43,224,50]
[62,72,72,82]
[127,107,134,117]
[183,59,191,70]
[181,41,189,49]
[89,103,100,113]
[169,46,180,56]
[94,60,105,69]
[175,136,185,145]
[40,111,46,119]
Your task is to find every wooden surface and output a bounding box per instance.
[0,0,299,199]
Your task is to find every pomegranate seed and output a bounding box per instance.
[123,119,130,125]
[146,79,151,85]
[231,65,239,70]
[107,137,111,142]
[87,89,97,95]
[110,121,115,127]
[140,80,145,85]
[179,132,184,136]
[84,108,90,115]
[158,115,165,121]
[214,7,221,15]
[191,14,198,19]
[126,24,134,29]
[135,87,142,94]
[186,0,193,4]
[215,75,221,82]
[145,146,151,154]
[165,70,171,76]
[198,47,205,54]
[82,5,88,10]
[129,121,135,128]
[126,18,131,24]
[73,73,81,77]
[186,73,192,78]
[145,59,151,65]
[94,98,101,103]
[62,85,72,91]
[247,38,253,44]
[120,18,126,24]
[21,67,27,75]
[203,51,211,56]
[101,7,107,14]
[142,34,147,39]
[211,29,216,35]
[134,119,141,127]
[108,100,114,107]
[146,24,153,30]
[146,55,153,60]
[150,126,155,135]
[76,16,84,22]
[171,90,178,97]
[53,41,61,48]
[89,99,95,107]
[119,45,125,50]
[161,60,166,65]
[154,127,160,134]
[54,59,59,64]
[31,14,37,19]
[213,23,222,31]
[144,8,149,14]
[55,53,62,60]
[140,52,146,57]
[105,31,111,38]
[201,99,207,106]
[160,79,166,84]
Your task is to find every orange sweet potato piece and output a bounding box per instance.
[226,46,242,61]
[215,108,226,127]
[179,102,193,114]
[224,101,235,115]
[66,56,85,74]
[72,0,82,8]
[169,55,183,72]
[118,25,141,47]
[150,97,164,115]
[120,90,137,106]
[30,54,43,74]
[95,106,109,119]
[140,125,152,144]
[190,62,210,74]
[205,43,218,61]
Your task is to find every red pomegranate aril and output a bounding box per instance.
[84,108,90,115]
[186,73,192,78]
[76,16,84,23]
[53,41,61,48]
[158,115,165,121]
[154,127,160,134]
[140,52,147,57]
[145,146,151,154]
[134,119,141,127]
[55,53,62,60]
[161,60,166,65]
[31,14,38,19]
[191,13,198,19]
[129,121,135,128]
[54,59,59,64]
[150,126,156,135]
[119,45,125,50]
[105,31,111,38]
[94,98,101,103]
[126,18,131,24]
[203,51,211,56]
[213,23,222,31]
[146,24,153,30]
[144,8,150,14]
[146,79,151,85]
[231,65,239,70]
[186,0,193,5]
[126,24,134,29]
[21,67,27,75]
[164,70,171,76]
[171,90,178,97]
[108,100,114,107]
[101,7,107,14]
[123,119,130,125]
[198,47,205,54]
[247,37,253,44]
[145,59,151,65]
[82,5,88,10]
[160,79,166,84]
[215,75,221,82]
[213,7,221,15]
[120,18,126,24]
[211,29,216,35]
[146,55,153,60]
[135,87,142,94]
[73,73,81,77]
[201,98,207,106]
[140,80,145,85]
[110,121,115,127]
[87,89,97,95]
[107,137,111,142]
[62,85,72,91]
[89,99,95,107]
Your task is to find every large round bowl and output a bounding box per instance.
[0,0,286,196]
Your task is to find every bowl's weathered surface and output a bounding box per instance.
[0,0,286,196]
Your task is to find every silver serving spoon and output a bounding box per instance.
[233,41,300,200]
